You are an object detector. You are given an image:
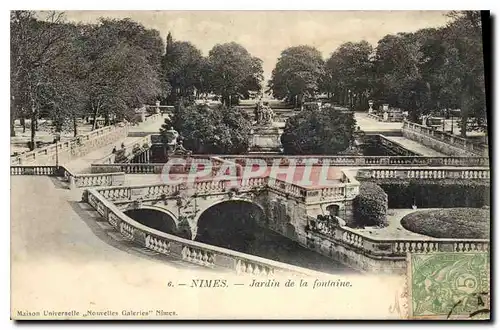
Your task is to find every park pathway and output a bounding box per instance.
[11,175,218,315]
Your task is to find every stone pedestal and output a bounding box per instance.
[249,125,282,153]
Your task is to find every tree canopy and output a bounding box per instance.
[268,11,487,136]
[205,42,263,106]
[10,11,165,149]
[280,107,356,155]
[268,45,325,106]
[161,103,252,154]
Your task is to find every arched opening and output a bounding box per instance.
[195,201,264,252]
[326,204,340,217]
[124,208,177,235]
[195,201,356,274]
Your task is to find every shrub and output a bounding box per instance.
[352,182,388,228]
[400,208,489,239]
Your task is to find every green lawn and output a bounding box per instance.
[400,208,490,239]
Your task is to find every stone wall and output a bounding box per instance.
[303,232,407,274]
[402,128,475,156]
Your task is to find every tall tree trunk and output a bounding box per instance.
[91,105,99,131]
[30,106,36,151]
[104,112,110,126]
[21,113,26,133]
[73,116,78,137]
[10,113,15,137]
[460,94,469,138]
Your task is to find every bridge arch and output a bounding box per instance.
[123,205,178,236]
[193,197,265,225]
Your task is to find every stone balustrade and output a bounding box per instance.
[60,166,126,189]
[402,120,488,156]
[10,164,125,189]
[267,178,307,199]
[10,165,60,176]
[357,167,490,181]
[92,163,166,174]
[308,225,489,259]
[143,113,163,123]
[83,188,323,276]
[94,135,152,165]
[367,113,383,121]
[221,155,489,167]
[11,124,130,165]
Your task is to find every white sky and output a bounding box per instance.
[60,11,452,81]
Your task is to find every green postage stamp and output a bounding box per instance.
[407,252,490,320]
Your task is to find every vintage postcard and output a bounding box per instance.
[10,9,490,320]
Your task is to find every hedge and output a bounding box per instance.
[380,182,490,209]
[400,208,490,239]
[352,182,388,228]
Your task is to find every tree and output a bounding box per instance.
[440,11,486,136]
[280,107,356,155]
[163,38,204,103]
[205,42,263,106]
[323,41,374,110]
[79,18,164,129]
[37,23,87,137]
[161,103,252,154]
[11,11,69,148]
[268,45,324,107]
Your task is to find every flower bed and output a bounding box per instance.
[400,208,490,239]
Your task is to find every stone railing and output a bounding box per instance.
[84,188,323,276]
[11,124,130,166]
[91,156,240,175]
[402,120,488,156]
[356,167,490,181]
[10,164,125,189]
[92,163,165,174]
[60,167,125,189]
[144,105,174,114]
[143,113,163,123]
[10,165,60,176]
[95,135,152,165]
[308,225,489,258]
[367,113,383,121]
[220,155,489,167]
[267,178,307,199]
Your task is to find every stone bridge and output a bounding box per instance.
[91,171,360,242]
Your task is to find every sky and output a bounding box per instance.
[61,10,452,80]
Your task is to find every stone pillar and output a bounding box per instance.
[68,176,76,190]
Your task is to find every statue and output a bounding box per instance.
[163,127,192,157]
[255,101,274,126]
[164,126,179,154]
[171,137,192,156]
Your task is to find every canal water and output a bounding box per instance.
[245,227,357,275]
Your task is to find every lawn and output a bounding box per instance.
[400,208,490,239]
